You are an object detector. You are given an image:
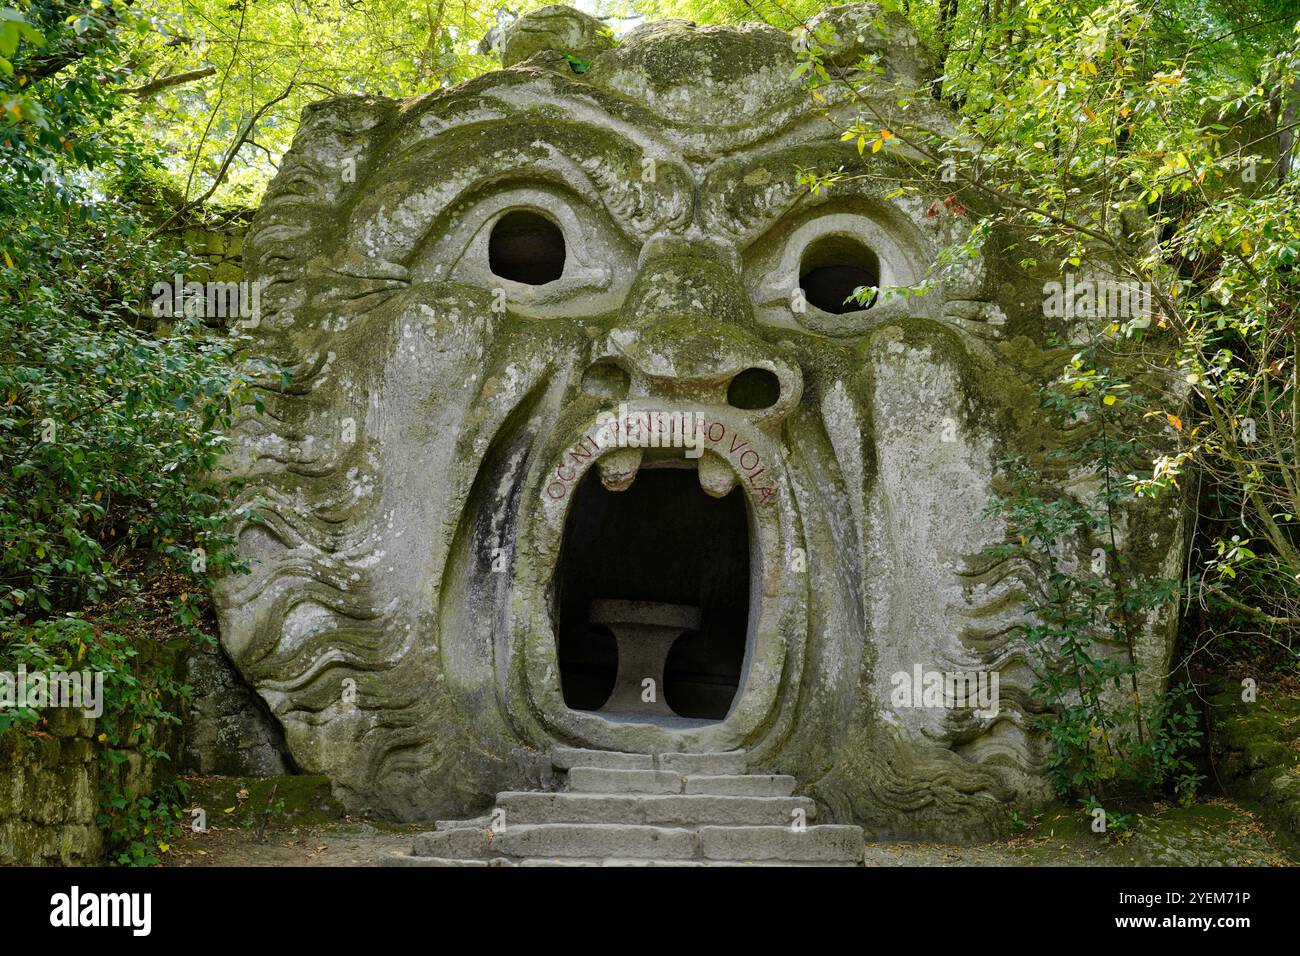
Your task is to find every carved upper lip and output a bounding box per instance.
[548,405,781,508]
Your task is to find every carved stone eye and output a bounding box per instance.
[488,209,566,285]
[799,235,880,313]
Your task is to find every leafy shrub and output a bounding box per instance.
[1,1,251,863]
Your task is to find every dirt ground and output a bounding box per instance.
[163,798,1295,867]
[166,820,423,867]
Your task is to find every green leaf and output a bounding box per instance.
[561,53,590,74]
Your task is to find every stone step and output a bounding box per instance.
[517,857,859,867]
[699,825,864,863]
[412,826,491,859]
[567,767,682,794]
[383,852,859,867]
[517,857,706,867]
[684,774,797,797]
[434,815,491,830]
[552,747,654,771]
[490,823,699,860]
[552,748,748,776]
[380,853,509,867]
[398,823,864,865]
[656,751,747,775]
[496,791,816,826]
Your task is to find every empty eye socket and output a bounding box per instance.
[727,367,781,410]
[489,210,566,285]
[799,236,880,314]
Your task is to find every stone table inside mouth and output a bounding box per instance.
[588,599,702,718]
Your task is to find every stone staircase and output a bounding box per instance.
[382,748,864,867]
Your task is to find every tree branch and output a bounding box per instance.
[150,81,296,235]
[1210,588,1300,627]
[123,67,217,99]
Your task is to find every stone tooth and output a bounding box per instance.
[697,450,737,498]
[598,448,642,491]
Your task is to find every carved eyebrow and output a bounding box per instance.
[699,126,879,248]
[345,114,692,264]
[699,155,813,249]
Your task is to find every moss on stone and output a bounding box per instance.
[1204,675,1300,852]
[182,774,346,830]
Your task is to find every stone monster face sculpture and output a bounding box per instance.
[216,4,1179,836]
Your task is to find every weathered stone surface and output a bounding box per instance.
[0,713,102,865]
[552,747,653,771]
[501,4,614,69]
[568,768,682,794]
[382,853,494,867]
[180,643,291,776]
[699,824,864,862]
[413,827,492,859]
[657,751,746,775]
[216,2,1184,839]
[684,774,797,797]
[498,791,815,826]
[389,745,862,865]
[490,823,700,859]
[1205,677,1300,853]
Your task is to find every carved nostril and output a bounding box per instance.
[727,367,781,410]
[582,359,630,399]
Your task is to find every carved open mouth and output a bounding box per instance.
[553,453,751,728]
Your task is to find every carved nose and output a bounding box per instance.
[584,350,792,409]
[587,253,803,425]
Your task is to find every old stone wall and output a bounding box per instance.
[179,210,252,285]
[0,636,288,865]
[0,710,101,865]
[0,653,184,866]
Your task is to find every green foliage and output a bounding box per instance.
[120,0,520,206]
[562,52,593,73]
[0,0,1295,856]
[1,0,247,864]
[4,613,196,865]
[0,6,45,79]
[789,0,1299,757]
[981,359,1202,799]
[1,0,250,629]
[1083,795,1132,833]
[99,777,189,866]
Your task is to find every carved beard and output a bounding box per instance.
[214,12,1179,834]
